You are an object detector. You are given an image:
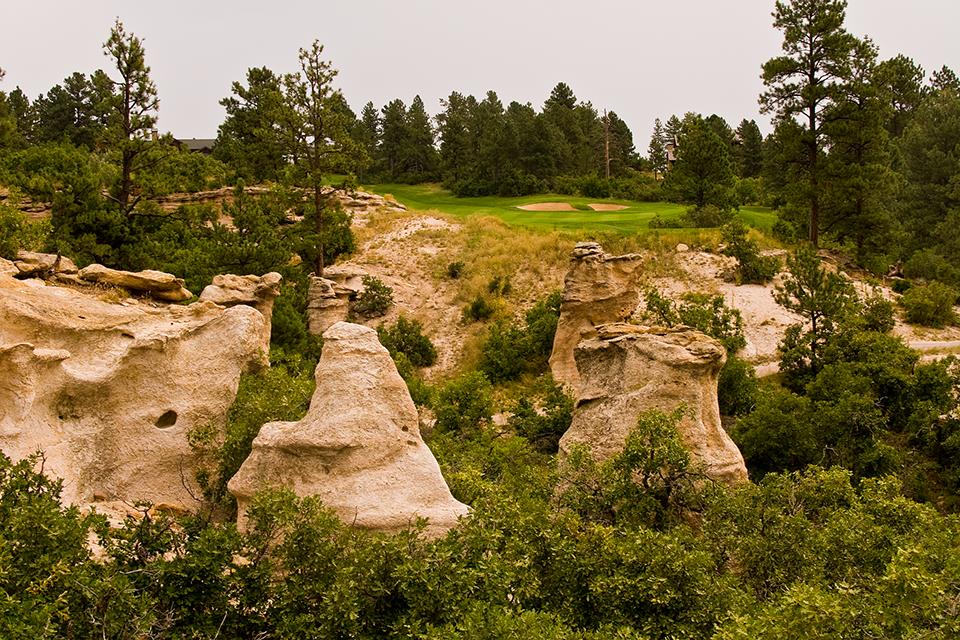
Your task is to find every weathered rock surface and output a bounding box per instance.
[549,242,644,392]
[229,322,468,536]
[560,323,748,484]
[306,269,366,335]
[13,251,78,277]
[200,272,282,355]
[0,272,266,509]
[78,264,194,301]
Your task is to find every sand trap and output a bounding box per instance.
[517,202,577,212]
[588,203,628,211]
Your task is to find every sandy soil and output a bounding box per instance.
[588,203,628,211]
[516,202,577,212]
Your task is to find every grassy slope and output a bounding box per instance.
[360,182,778,234]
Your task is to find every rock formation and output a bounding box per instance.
[0,270,266,510]
[549,242,644,392]
[200,272,282,355]
[78,264,193,302]
[559,323,748,484]
[13,251,78,278]
[229,322,468,536]
[305,268,365,335]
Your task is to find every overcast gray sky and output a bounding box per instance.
[2,1,958,143]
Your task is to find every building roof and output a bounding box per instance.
[176,138,216,152]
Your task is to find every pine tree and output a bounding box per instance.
[734,119,764,178]
[379,98,408,180]
[404,95,438,181]
[761,0,856,246]
[353,101,380,181]
[648,118,667,178]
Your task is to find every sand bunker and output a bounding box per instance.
[517,202,577,212]
[588,203,628,211]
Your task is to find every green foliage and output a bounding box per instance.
[859,291,897,333]
[445,260,464,279]
[352,274,394,318]
[774,245,858,380]
[664,116,737,211]
[680,204,735,228]
[0,195,48,258]
[721,219,780,284]
[643,288,746,354]
[558,408,702,530]
[718,356,760,417]
[903,248,960,286]
[507,381,574,454]
[463,294,495,322]
[433,371,493,436]
[378,315,438,367]
[486,273,512,296]
[900,282,958,327]
[478,291,562,382]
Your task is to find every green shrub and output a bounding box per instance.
[463,294,495,322]
[446,261,465,279]
[433,372,493,435]
[644,289,746,354]
[903,248,960,285]
[681,204,735,228]
[860,292,896,333]
[721,220,779,284]
[487,274,512,296]
[718,356,759,417]
[771,216,799,243]
[377,315,437,367]
[900,282,958,328]
[507,382,574,454]
[478,291,562,382]
[352,275,393,318]
[648,213,683,229]
[0,198,48,258]
[890,278,912,294]
[392,351,434,406]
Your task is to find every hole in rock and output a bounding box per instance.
[155,410,178,428]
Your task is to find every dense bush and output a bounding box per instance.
[478,291,562,382]
[648,213,684,229]
[681,204,735,228]
[903,248,960,285]
[900,281,958,327]
[721,219,780,284]
[463,294,495,322]
[0,197,48,258]
[378,315,438,368]
[718,356,760,417]
[433,371,493,435]
[352,275,394,318]
[644,288,746,354]
[446,261,465,279]
[507,381,574,454]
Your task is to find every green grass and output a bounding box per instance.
[360,182,778,234]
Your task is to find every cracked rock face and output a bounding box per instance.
[229,322,468,536]
[0,272,266,509]
[549,242,645,394]
[560,323,748,485]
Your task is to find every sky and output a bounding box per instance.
[2,1,958,143]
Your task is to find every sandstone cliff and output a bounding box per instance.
[0,270,267,510]
[560,323,748,484]
[229,322,468,536]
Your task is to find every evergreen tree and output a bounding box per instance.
[436,91,475,187]
[734,119,764,178]
[215,66,290,182]
[605,110,635,176]
[664,116,736,210]
[874,54,926,138]
[353,101,380,181]
[30,71,111,149]
[761,0,856,246]
[648,118,668,178]
[403,95,438,181]
[102,19,162,218]
[379,98,408,180]
[930,65,960,94]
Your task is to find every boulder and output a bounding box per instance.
[549,242,644,392]
[560,323,748,484]
[0,258,17,278]
[78,264,193,300]
[229,322,468,536]
[14,251,78,277]
[0,272,266,510]
[200,272,282,354]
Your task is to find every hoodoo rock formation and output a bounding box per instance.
[0,269,267,510]
[200,272,282,356]
[549,242,644,393]
[559,323,748,484]
[229,322,468,536]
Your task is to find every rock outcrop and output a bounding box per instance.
[200,272,282,355]
[0,271,266,510]
[13,251,78,278]
[559,323,748,484]
[78,264,193,302]
[306,268,366,335]
[229,322,468,536]
[549,242,644,392]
